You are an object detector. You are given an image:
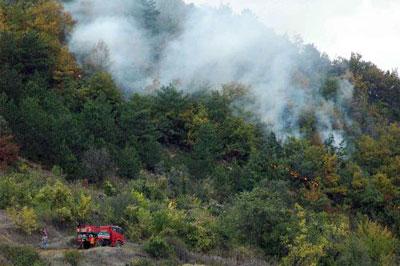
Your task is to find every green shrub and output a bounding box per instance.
[124,205,152,240]
[104,180,117,196]
[338,220,397,265]
[0,177,18,208]
[144,236,173,259]
[51,165,64,177]
[34,180,75,224]
[0,245,45,266]
[221,182,297,257]
[64,250,82,266]
[74,193,93,222]
[281,205,347,266]
[0,172,46,209]
[151,208,181,235]
[182,209,217,252]
[34,181,74,209]
[100,192,132,225]
[7,206,39,235]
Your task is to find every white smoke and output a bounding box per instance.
[63,0,353,144]
[65,0,154,89]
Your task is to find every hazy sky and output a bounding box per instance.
[184,0,400,71]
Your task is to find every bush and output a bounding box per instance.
[144,236,173,259]
[51,165,64,177]
[104,180,117,196]
[0,245,45,266]
[56,206,73,223]
[34,181,75,224]
[74,193,93,222]
[0,176,18,208]
[100,192,133,225]
[180,208,218,252]
[0,135,19,170]
[7,206,39,235]
[281,206,349,266]
[64,250,82,266]
[124,204,152,240]
[0,172,45,209]
[338,220,397,265]
[221,182,296,257]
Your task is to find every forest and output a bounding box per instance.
[1,0,400,265]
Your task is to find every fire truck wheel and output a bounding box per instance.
[83,242,90,249]
[116,241,123,247]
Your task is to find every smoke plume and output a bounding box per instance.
[63,0,353,144]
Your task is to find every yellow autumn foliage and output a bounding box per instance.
[7,206,39,235]
[25,0,73,38]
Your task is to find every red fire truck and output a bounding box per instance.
[76,225,125,249]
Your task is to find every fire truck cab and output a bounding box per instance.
[77,225,125,249]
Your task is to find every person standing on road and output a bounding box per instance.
[41,227,48,249]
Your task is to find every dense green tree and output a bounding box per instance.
[80,98,118,145]
[221,181,297,257]
[80,72,122,106]
[82,147,114,182]
[187,122,221,179]
[244,131,285,183]
[283,138,326,184]
[0,31,55,100]
[153,86,190,146]
[119,94,159,143]
[350,53,400,121]
[15,95,79,167]
[219,116,255,163]
[117,144,142,179]
[138,136,163,171]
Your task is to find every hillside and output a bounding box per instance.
[0,167,271,266]
[2,0,400,265]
